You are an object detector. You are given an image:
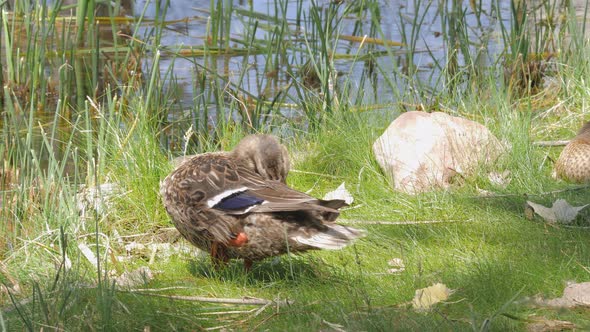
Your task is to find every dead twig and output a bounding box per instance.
[340,219,468,225]
[473,184,590,199]
[532,185,590,195]
[126,286,191,292]
[126,291,292,306]
[198,308,259,316]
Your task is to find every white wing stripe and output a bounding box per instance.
[207,187,248,207]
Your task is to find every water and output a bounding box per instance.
[135,0,513,108]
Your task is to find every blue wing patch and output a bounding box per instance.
[213,191,264,211]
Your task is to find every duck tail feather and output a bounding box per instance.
[318,199,348,209]
[291,225,366,250]
[327,224,367,240]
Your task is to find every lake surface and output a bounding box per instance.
[134,0,514,109]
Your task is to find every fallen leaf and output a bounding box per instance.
[323,182,354,204]
[387,258,405,274]
[525,199,588,224]
[412,283,453,310]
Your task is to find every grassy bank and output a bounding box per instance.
[1,0,590,330]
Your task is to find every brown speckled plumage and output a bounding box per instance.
[160,134,365,268]
[555,121,590,183]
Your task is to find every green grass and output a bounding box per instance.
[2,0,590,330]
[5,107,590,330]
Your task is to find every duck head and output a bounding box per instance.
[576,120,590,143]
[230,134,290,183]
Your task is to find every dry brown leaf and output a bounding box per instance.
[412,283,453,310]
[525,199,588,224]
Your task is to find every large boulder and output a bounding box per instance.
[373,111,505,194]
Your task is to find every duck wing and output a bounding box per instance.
[214,164,347,216]
[161,153,255,244]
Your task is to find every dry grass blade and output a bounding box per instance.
[126,291,292,306]
[340,219,469,225]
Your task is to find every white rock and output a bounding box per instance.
[373,111,505,194]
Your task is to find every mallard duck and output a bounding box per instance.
[555,121,590,183]
[160,134,365,270]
